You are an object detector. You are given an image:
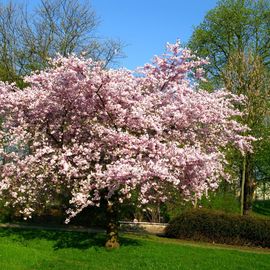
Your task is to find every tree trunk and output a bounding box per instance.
[245,156,254,215]
[105,200,120,249]
[240,156,246,216]
[194,195,198,209]
[241,154,253,215]
[263,182,266,201]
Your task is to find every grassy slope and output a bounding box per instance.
[0,228,269,270]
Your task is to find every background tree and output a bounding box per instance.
[0,0,123,86]
[225,51,270,214]
[189,0,270,214]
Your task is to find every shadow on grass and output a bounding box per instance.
[253,200,270,216]
[0,227,141,250]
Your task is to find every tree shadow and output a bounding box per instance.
[0,227,141,250]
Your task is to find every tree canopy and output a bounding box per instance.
[189,0,270,214]
[189,0,270,87]
[0,41,253,246]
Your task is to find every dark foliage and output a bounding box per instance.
[252,200,270,216]
[165,209,270,248]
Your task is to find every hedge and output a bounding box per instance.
[165,209,270,248]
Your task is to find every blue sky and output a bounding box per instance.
[91,0,218,69]
[4,0,218,70]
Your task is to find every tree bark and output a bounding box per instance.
[105,200,120,249]
[240,156,246,216]
[263,182,266,201]
[241,154,253,215]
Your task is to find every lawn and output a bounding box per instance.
[0,227,269,270]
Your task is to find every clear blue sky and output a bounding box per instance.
[91,0,218,69]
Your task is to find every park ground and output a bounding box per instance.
[0,227,269,270]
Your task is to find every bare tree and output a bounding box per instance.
[0,1,23,83]
[0,0,124,85]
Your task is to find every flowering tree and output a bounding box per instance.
[0,41,253,248]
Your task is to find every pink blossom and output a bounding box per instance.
[0,41,253,221]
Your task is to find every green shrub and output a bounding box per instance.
[165,209,270,247]
[0,201,22,223]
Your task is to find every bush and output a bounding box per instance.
[165,209,270,247]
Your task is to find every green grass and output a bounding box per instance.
[0,228,269,270]
[252,200,270,216]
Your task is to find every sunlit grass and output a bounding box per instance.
[0,227,269,270]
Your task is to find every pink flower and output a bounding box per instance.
[0,41,254,221]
